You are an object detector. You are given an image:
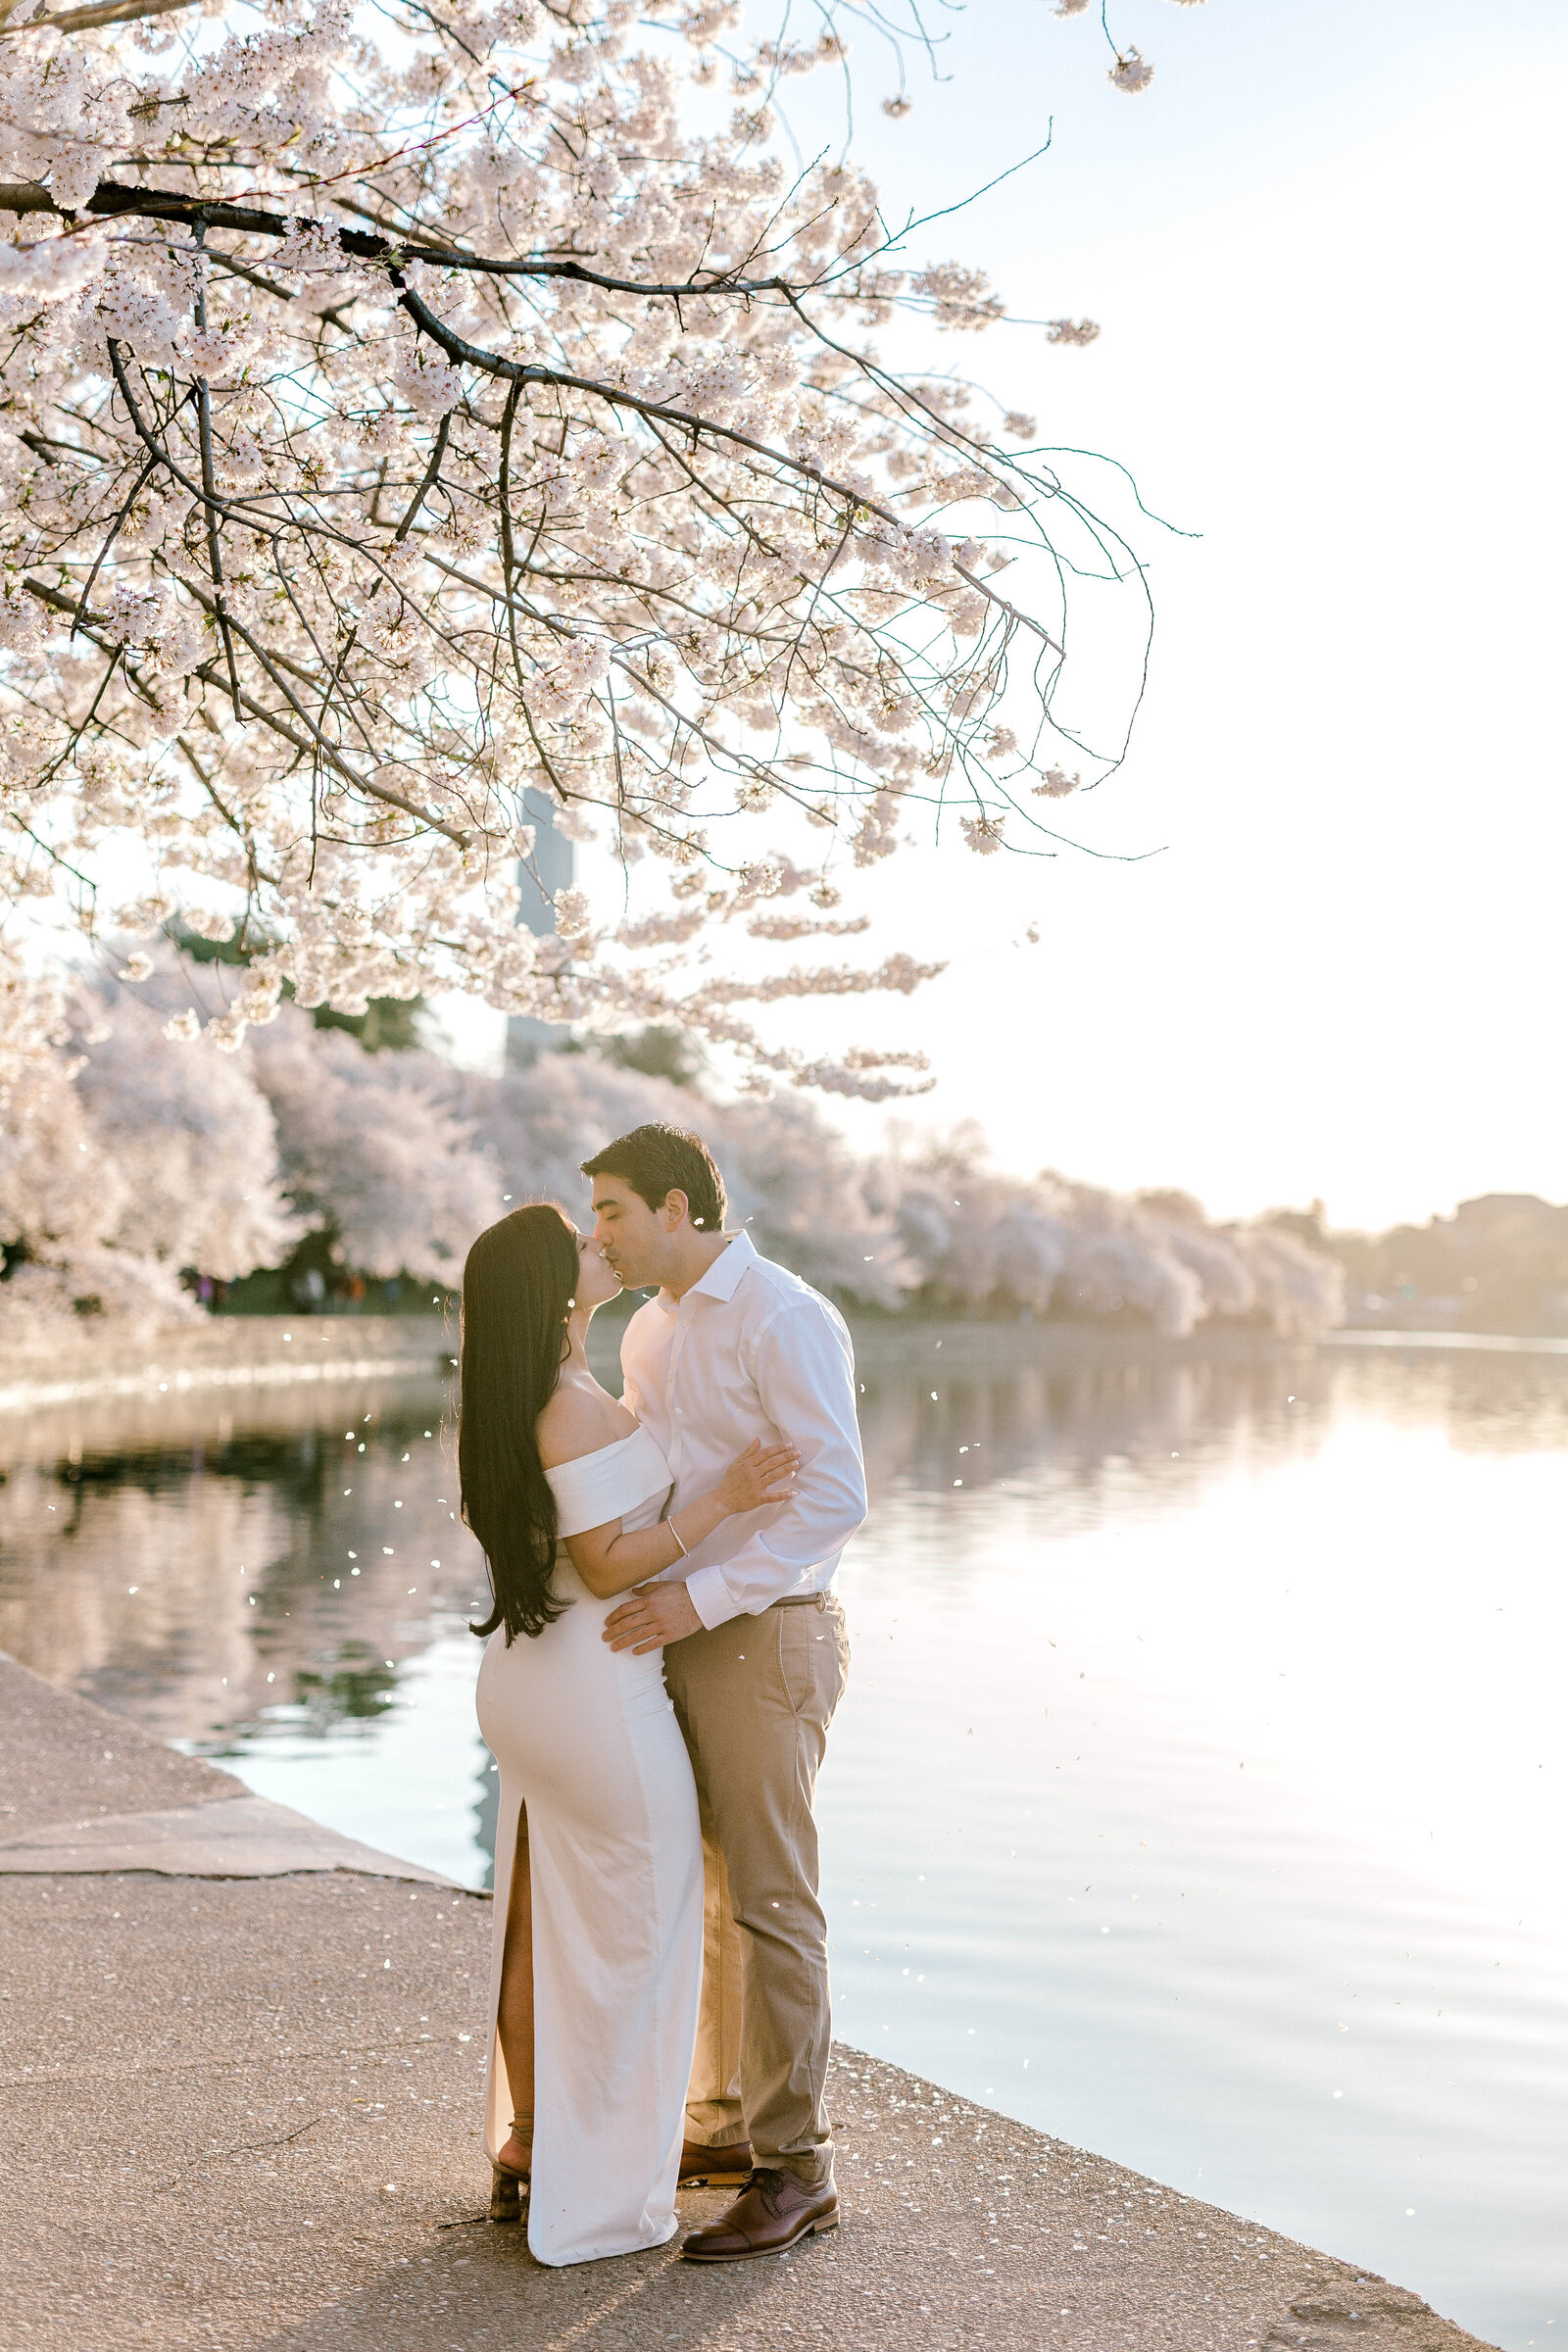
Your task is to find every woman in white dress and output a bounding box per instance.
[462,1203,798,2266]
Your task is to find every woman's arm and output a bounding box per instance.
[566,1441,799,1600]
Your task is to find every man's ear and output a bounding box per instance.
[663,1188,690,1231]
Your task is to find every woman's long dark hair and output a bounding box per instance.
[462,1203,577,1643]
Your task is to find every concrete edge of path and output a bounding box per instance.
[0,1649,471,1888]
[0,1792,466,1886]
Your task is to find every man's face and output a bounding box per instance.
[591,1176,671,1289]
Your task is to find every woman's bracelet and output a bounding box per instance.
[669,1516,688,1558]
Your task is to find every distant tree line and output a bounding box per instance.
[0,947,1346,1346]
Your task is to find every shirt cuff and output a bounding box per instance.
[683,1561,741,1632]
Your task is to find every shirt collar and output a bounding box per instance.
[655,1228,756,1312]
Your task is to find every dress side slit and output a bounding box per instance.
[496,1802,534,2139]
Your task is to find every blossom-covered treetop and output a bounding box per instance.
[0,0,1180,1097]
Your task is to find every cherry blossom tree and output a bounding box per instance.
[462,1040,685,1219]
[0,0,1167,1106]
[0,952,296,1339]
[873,1134,1345,1337]
[245,1003,504,1281]
[74,965,298,1262]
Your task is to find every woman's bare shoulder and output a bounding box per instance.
[536,1377,638,1469]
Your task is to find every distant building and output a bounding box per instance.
[507,785,573,1066]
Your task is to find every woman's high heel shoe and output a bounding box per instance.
[489,2112,532,2224]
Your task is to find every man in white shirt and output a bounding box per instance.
[584,1122,865,2262]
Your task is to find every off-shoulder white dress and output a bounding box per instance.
[474,1426,704,2266]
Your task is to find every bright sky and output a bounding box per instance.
[443,0,1568,1233]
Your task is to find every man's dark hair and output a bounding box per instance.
[581,1123,727,1234]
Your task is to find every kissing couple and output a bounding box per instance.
[459,1121,866,2266]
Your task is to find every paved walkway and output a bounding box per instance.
[0,1654,1495,2352]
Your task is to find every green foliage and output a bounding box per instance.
[310,999,426,1054]
[590,1025,708,1089]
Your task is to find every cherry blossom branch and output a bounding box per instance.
[0,0,1161,1092]
[0,0,193,35]
[392,412,450,543]
[392,278,1065,656]
[0,177,854,300]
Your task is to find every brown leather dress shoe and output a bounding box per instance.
[681,2168,839,2262]
[678,2137,754,2187]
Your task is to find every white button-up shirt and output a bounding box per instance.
[618,1230,867,1630]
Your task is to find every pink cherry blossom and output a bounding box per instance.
[0,0,1152,1105]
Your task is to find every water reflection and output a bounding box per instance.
[0,1378,464,1742]
[1,1330,1565,2348]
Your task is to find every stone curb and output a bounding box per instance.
[0,1793,463,1886]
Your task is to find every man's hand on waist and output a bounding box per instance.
[603,1580,702,1655]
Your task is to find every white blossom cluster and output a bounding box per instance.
[1050,0,1206,94]
[0,955,1343,1344]
[0,0,1138,1119]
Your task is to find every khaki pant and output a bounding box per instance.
[662,1592,850,2186]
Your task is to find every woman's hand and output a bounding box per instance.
[574,1438,800,1600]
[715,1438,801,1515]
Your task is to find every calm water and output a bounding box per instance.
[2,1328,1564,2352]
